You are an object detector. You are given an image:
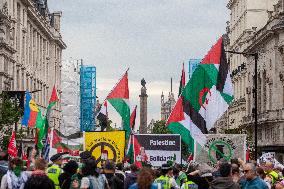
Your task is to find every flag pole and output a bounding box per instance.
[225,50,258,161]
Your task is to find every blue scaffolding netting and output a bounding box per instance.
[80,66,96,131]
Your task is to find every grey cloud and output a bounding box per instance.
[49,0,228,124]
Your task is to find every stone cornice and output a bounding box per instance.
[244,16,284,54]
[227,0,237,9]
[0,40,17,54]
[26,0,66,49]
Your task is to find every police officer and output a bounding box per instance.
[154,164,172,189]
[47,153,64,189]
[181,181,198,189]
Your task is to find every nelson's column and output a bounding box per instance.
[139,78,148,133]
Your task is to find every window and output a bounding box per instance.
[16,69,19,89]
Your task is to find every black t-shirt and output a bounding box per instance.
[105,173,124,189]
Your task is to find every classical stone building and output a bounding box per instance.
[161,91,175,121]
[161,79,176,121]
[217,0,284,160]
[0,0,66,131]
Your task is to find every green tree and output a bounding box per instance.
[152,120,168,134]
[0,93,23,150]
[0,93,23,128]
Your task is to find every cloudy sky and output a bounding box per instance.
[48,0,229,130]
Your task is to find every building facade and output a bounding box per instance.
[216,0,284,160]
[0,0,66,131]
[161,91,176,121]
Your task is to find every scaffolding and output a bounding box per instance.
[61,59,80,135]
[80,65,96,131]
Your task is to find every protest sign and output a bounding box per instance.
[134,134,181,167]
[194,134,246,168]
[84,131,126,167]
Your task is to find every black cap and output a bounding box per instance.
[105,160,115,170]
[80,151,92,160]
[161,163,172,170]
[50,153,63,162]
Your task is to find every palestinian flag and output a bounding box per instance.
[47,86,59,111]
[182,36,233,132]
[106,71,131,139]
[166,97,206,147]
[37,86,59,149]
[51,129,62,148]
[126,134,134,163]
[130,105,137,130]
[133,135,143,168]
[97,101,108,131]
[178,63,186,97]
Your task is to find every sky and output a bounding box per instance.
[48,0,229,130]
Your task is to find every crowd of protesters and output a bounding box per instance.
[0,149,284,189]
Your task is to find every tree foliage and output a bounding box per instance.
[0,93,23,150]
[0,93,23,128]
[152,120,168,134]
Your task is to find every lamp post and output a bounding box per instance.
[226,51,258,160]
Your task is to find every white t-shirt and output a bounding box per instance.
[80,175,107,189]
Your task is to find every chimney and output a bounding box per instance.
[51,11,62,31]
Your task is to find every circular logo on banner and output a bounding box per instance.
[89,138,122,166]
[208,140,233,164]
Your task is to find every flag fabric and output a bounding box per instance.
[42,129,51,161]
[178,63,186,97]
[22,92,44,128]
[126,134,134,163]
[182,37,233,132]
[47,85,59,110]
[37,86,59,150]
[246,148,250,162]
[8,131,17,157]
[133,135,142,168]
[166,37,234,149]
[35,115,47,149]
[97,101,108,131]
[51,129,62,148]
[166,97,206,148]
[130,106,137,130]
[106,71,131,139]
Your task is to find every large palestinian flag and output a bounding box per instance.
[167,37,233,147]
[106,72,131,139]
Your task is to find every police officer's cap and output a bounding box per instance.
[50,153,63,162]
[161,163,172,170]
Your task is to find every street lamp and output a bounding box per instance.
[226,50,258,161]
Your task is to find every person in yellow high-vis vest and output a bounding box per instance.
[154,164,172,189]
[181,180,198,189]
[47,153,63,189]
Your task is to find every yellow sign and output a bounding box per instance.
[84,131,126,167]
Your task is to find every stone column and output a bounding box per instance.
[139,78,148,134]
